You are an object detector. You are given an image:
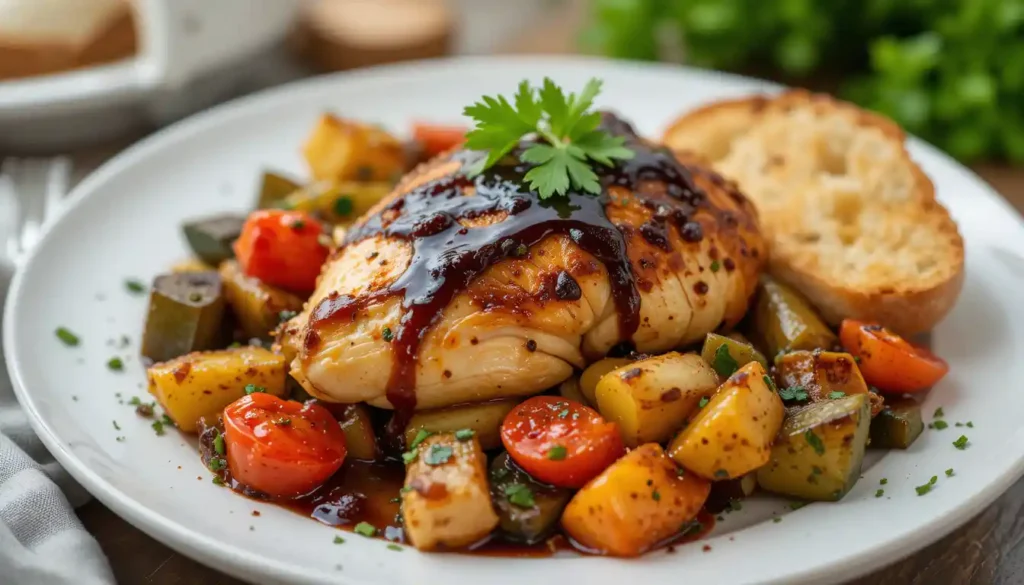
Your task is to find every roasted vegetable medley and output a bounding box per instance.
[139,104,951,558]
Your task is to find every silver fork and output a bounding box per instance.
[0,157,72,268]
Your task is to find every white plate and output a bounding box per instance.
[6,56,1024,585]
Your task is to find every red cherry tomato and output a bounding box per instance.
[412,123,467,158]
[233,210,329,293]
[223,393,347,498]
[500,396,625,488]
[839,319,949,394]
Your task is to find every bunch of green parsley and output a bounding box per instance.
[582,0,1024,164]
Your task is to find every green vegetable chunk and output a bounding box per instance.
[489,452,572,545]
[182,215,245,266]
[751,276,837,358]
[870,397,924,449]
[256,171,302,209]
[140,272,225,363]
[756,394,871,502]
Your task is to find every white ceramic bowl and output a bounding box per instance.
[0,0,298,152]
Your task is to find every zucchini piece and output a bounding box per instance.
[668,361,785,480]
[595,352,719,447]
[401,433,498,550]
[705,473,758,514]
[558,376,589,406]
[219,260,304,340]
[752,276,837,358]
[257,171,302,209]
[141,272,225,363]
[336,404,379,460]
[776,351,874,406]
[561,444,710,557]
[756,394,871,501]
[579,357,633,405]
[701,332,768,377]
[403,400,517,451]
[147,346,287,432]
[182,215,244,266]
[489,452,572,545]
[869,397,923,449]
[279,181,392,224]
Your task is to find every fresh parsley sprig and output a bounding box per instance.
[462,78,634,199]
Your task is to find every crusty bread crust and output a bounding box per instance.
[663,90,964,335]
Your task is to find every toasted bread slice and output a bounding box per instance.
[663,90,963,335]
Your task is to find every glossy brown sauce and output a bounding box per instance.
[307,114,708,431]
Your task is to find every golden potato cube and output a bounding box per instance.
[302,114,405,182]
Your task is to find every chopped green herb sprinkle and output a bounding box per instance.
[714,469,729,479]
[711,343,739,378]
[828,391,846,399]
[967,421,974,428]
[652,490,661,501]
[880,478,888,485]
[946,468,955,477]
[454,428,475,441]
[382,327,394,342]
[333,196,354,217]
[557,408,570,419]
[698,396,709,408]
[161,414,174,427]
[789,501,807,510]
[353,522,376,537]
[125,279,146,294]
[953,435,970,450]
[933,407,944,418]
[491,467,509,481]
[208,457,225,471]
[763,374,778,393]
[386,544,403,552]
[400,485,413,494]
[278,310,298,323]
[244,384,266,395]
[505,483,535,508]
[409,429,432,449]
[273,418,292,426]
[875,489,884,498]
[56,327,80,346]
[107,357,124,371]
[929,475,938,485]
[804,430,825,455]
[772,517,782,523]
[710,260,721,272]
[779,385,808,401]
[291,219,306,230]
[955,422,964,427]
[547,445,567,460]
[424,445,453,465]
[932,420,949,430]
[854,356,861,363]
[115,436,125,442]
[212,477,225,486]
[676,467,686,478]
[915,482,932,496]
[214,433,225,456]
[401,449,418,464]
[112,420,121,431]
[334,536,345,544]
[152,420,166,436]
[727,499,742,512]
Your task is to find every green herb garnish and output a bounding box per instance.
[505,483,536,507]
[386,544,403,552]
[409,429,432,449]
[880,478,888,485]
[710,260,721,272]
[698,396,709,408]
[547,445,567,460]
[333,536,345,544]
[382,327,394,342]
[244,384,266,395]
[56,327,80,346]
[125,279,146,294]
[152,420,166,436]
[945,468,954,477]
[208,457,225,471]
[933,407,945,418]
[711,343,739,378]
[652,490,661,502]
[804,430,825,455]
[401,449,418,465]
[112,420,121,431]
[953,435,969,450]
[212,476,225,486]
[557,408,570,419]
[424,445,453,466]
[462,78,634,199]
[214,432,225,456]
[779,385,808,402]
[107,357,124,371]
[828,391,846,399]
[789,501,807,510]
[333,196,354,217]
[454,428,475,441]
[714,469,729,479]
[763,374,778,393]
[353,522,376,537]
[875,489,884,498]
[915,482,933,496]
[966,421,974,428]
[932,420,949,430]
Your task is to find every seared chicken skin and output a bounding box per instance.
[281,115,765,410]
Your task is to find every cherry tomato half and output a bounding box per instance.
[233,209,329,293]
[839,319,949,394]
[500,396,625,488]
[223,393,347,498]
[412,123,467,159]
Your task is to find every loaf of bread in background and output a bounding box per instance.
[0,0,136,81]
[663,90,964,335]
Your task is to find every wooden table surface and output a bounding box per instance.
[52,3,1024,583]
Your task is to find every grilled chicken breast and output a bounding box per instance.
[281,115,766,410]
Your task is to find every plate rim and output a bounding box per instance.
[6,54,1024,585]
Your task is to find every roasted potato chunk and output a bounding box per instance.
[302,114,405,183]
[595,352,719,447]
[147,346,286,432]
[756,394,872,501]
[219,260,304,340]
[561,444,710,557]
[668,361,785,480]
[776,350,882,415]
[579,357,632,405]
[403,400,518,451]
[402,433,498,550]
